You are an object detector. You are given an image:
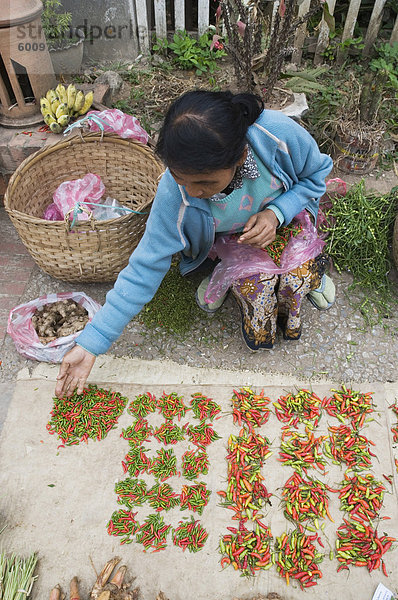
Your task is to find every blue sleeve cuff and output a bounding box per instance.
[75,340,100,357]
[266,204,284,227]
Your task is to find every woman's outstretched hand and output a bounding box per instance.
[55,345,96,398]
[238,209,279,248]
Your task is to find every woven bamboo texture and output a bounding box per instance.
[4,133,163,282]
[393,214,398,270]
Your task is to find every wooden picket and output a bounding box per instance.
[133,0,398,62]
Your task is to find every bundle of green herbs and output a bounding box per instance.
[0,552,38,600]
[324,180,398,324]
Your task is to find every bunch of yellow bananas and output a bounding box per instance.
[39,83,94,133]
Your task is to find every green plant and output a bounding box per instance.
[282,66,329,94]
[359,42,398,124]
[322,34,365,62]
[152,30,226,75]
[324,181,398,324]
[41,0,72,48]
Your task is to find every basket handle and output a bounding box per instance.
[64,205,101,253]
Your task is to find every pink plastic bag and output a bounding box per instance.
[7,292,101,363]
[205,211,325,303]
[86,109,149,144]
[53,173,105,220]
[43,202,63,221]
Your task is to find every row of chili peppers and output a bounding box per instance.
[127,391,221,422]
[278,421,378,475]
[218,388,277,578]
[274,386,375,431]
[114,477,210,515]
[107,510,208,553]
[282,472,387,527]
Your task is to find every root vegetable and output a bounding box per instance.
[70,577,80,600]
[110,566,127,589]
[32,300,89,344]
[49,584,62,600]
[49,557,139,600]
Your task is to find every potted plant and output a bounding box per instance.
[41,0,85,75]
[332,42,398,174]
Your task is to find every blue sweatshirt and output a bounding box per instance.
[76,109,333,356]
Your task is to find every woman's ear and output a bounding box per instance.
[237,146,248,167]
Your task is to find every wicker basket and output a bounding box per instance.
[393,214,398,270]
[4,133,163,282]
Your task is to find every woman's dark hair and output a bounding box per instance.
[155,90,264,173]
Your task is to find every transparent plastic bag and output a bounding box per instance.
[92,196,123,220]
[7,292,101,363]
[205,211,325,303]
[53,173,105,220]
[86,109,149,143]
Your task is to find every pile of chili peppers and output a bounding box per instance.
[153,422,186,445]
[115,478,147,508]
[264,221,303,266]
[338,474,386,522]
[325,425,376,471]
[180,482,211,515]
[279,429,327,474]
[149,448,178,481]
[220,521,273,577]
[172,517,208,552]
[231,387,271,427]
[323,385,374,429]
[135,514,172,552]
[127,392,157,418]
[274,389,322,429]
[157,391,189,421]
[121,418,152,445]
[186,421,221,449]
[282,472,335,524]
[107,509,140,545]
[274,530,324,588]
[335,519,395,575]
[190,392,221,421]
[146,482,180,511]
[122,446,152,476]
[181,449,209,481]
[47,384,128,447]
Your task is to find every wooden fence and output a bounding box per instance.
[134,0,398,65]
